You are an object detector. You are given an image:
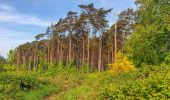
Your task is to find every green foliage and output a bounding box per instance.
[2,63,170,99]
[125,24,169,66]
[54,72,102,100]
[98,65,170,99]
[0,66,5,72]
[79,64,90,74]
[0,75,40,93]
[41,63,91,77]
[0,74,58,99]
[37,61,48,74]
[2,64,16,72]
[0,55,6,64]
[33,63,92,80]
[56,85,92,100]
[7,49,16,65]
[164,52,170,65]
[15,84,59,100]
[1,1,170,99]
[124,0,170,66]
[0,55,6,72]
[44,64,58,78]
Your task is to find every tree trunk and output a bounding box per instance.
[34,42,37,70]
[69,33,72,62]
[60,41,63,63]
[87,28,90,65]
[57,40,60,63]
[51,43,54,64]
[28,56,32,71]
[114,22,117,61]
[22,54,26,66]
[98,30,102,72]
[107,51,110,64]
[47,41,50,65]
[82,38,85,65]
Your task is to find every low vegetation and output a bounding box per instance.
[98,65,170,99]
[0,73,59,99]
[0,0,169,99]
[108,51,136,76]
[0,63,170,99]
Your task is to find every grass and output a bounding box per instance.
[1,64,170,99]
[0,73,60,100]
[54,73,101,100]
[16,84,60,100]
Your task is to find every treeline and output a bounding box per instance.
[125,0,170,66]
[13,4,136,72]
[9,0,170,72]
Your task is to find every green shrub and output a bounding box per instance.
[0,75,41,93]
[41,63,79,77]
[2,64,16,72]
[79,64,90,74]
[15,84,60,100]
[0,74,58,99]
[164,52,170,65]
[44,64,58,78]
[0,66,6,72]
[98,65,170,99]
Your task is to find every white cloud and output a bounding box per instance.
[0,28,34,39]
[0,28,34,58]
[0,4,50,26]
[0,4,15,13]
[0,39,30,58]
[0,4,50,58]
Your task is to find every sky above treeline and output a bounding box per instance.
[0,0,136,58]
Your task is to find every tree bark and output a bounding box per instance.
[69,33,72,62]
[33,42,37,70]
[82,38,85,65]
[114,22,117,61]
[98,30,102,72]
[87,28,90,65]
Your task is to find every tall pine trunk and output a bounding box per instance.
[98,30,102,72]
[69,33,72,62]
[34,42,37,70]
[114,23,117,61]
[87,28,90,65]
[82,38,85,65]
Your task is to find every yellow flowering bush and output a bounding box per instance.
[108,51,135,76]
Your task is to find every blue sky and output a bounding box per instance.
[0,0,136,58]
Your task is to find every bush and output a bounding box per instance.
[0,66,6,72]
[2,64,16,72]
[108,51,136,76]
[98,65,170,99]
[79,64,90,74]
[0,74,57,99]
[42,63,79,77]
[0,75,41,92]
[164,52,170,65]
[44,64,58,78]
